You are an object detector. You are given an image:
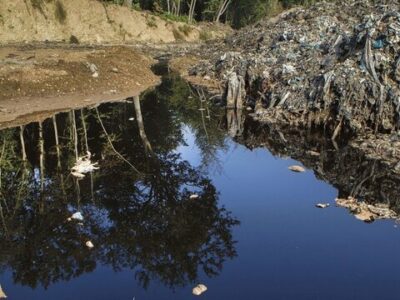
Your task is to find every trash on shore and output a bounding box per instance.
[85,62,99,78]
[336,197,397,223]
[71,152,99,178]
[85,241,94,249]
[67,212,84,222]
[0,285,7,299]
[288,165,305,173]
[192,284,207,296]
[316,203,330,209]
[190,194,199,199]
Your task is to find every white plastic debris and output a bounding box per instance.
[192,284,207,296]
[288,165,305,172]
[68,212,84,222]
[282,64,296,75]
[86,241,94,249]
[129,117,135,121]
[0,284,7,299]
[71,152,99,178]
[190,194,199,200]
[316,203,330,209]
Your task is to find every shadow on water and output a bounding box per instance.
[1,66,400,298]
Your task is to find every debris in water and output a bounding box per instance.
[71,152,99,178]
[316,203,330,209]
[86,241,94,249]
[192,284,207,296]
[0,285,6,298]
[129,117,135,121]
[336,197,397,223]
[67,212,84,222]
[288,165,305,173]
[190,194,199,199]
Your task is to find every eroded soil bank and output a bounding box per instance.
[0,45,161,129]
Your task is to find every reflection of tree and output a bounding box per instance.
[0,73,239,290]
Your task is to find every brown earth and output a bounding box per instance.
[0,45,160,129]
[0,0,229,44]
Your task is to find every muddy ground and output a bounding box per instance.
[0,45,161,129]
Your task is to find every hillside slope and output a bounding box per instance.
[0,0,215,44]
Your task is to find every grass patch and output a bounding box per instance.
[160,12,189,24]
[199,30,212,41]
[178,24,192,36]
[173,28,185,41]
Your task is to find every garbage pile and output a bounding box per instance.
[190,0,400,137]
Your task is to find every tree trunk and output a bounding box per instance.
[133,96,153,154]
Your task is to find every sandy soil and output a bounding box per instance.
[0,45,160,129]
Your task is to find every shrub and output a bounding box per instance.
[55,0,67,23]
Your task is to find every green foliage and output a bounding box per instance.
[97,0,328,28]
[160,12,189,23]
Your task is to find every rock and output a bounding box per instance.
[316,203,330,208]
[288,165,305,172]
[0,285,6,299]
[86,241,94,249]
[192,284,207,296]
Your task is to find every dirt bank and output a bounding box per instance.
[0,0,227,44]
[0,45,159,129]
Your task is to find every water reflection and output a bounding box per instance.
[239,118,400,214]
[0,74,238,290]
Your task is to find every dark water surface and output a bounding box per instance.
[1,72,400,300]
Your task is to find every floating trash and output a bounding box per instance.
[71,152,99,178]
[336,197,397,223]
[316,203,330,209]
[0,284,7,299]
[129,117,135,121]
[192,284,207,296]
[67,212,84,222]
[288,165,305,173]
[190,194,199,199]
[86,241,94,249]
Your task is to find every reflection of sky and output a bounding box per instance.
[175,125,202,168]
